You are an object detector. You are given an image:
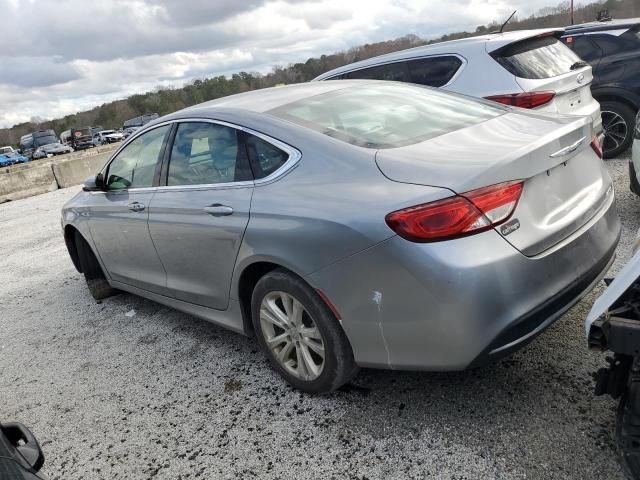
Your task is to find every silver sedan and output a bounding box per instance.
[61,81,620,393]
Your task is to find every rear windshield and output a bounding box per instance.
[493,35,582,79]
[270,83,505,149]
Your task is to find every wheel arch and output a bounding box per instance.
[235,254,332,336]
[64,224,83,273]
[592,87,640,111]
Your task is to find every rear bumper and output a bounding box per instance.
[308,192,620,370]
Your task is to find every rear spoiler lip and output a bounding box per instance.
[485,28,565,54]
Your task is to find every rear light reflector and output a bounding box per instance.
[485,91,556,109]
[591,134,603,158]
[315,289,342,321]
[385,181,523,243]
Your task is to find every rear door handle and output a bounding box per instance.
[128,201,145,212]
[203,204,234,216]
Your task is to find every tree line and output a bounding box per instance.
[0,0,637,147]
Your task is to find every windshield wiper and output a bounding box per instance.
[570,61,589,70]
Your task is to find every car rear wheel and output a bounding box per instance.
[74,231,117,301]
[601,100,636,159]
[251,269,358,393]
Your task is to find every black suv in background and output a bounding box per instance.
[562,19,640,158]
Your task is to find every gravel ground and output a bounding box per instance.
[1,152,638,480]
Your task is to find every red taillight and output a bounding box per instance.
[591,134,603,158]
[385,181,523,243]
[485,91,556,109]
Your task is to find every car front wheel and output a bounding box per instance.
[75,231,118,301]
[251,269,357,393]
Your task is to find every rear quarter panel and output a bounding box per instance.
[225,114,453,297]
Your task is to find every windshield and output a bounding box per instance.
[270,83,505,149]
[34,135,58,147]
[0,147,12,154]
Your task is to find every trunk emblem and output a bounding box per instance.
[576,73,585,84]
[500,219,520,236]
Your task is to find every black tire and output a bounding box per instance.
[251,269,358,393]
[74,231,117,301]
[617,361,640,479]
[600,100,636,159]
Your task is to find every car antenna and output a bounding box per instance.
[497,10,516,33]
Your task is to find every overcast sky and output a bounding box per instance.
[0,0,558,128]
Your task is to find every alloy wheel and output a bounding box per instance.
[259,291,325,381]
[602,110,629,156]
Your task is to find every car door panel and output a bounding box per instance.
[147,121,254,310]
[148,186,252,309]
[87,190,169,295]
[87,124,171,295]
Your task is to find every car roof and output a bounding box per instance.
[177,80,379,115]
[312,28,563,80]
[564,18,640,34]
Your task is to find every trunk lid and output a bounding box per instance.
[376,111,613,257]
[516,66,600,126]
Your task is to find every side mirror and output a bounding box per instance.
[83,173,105,191]
[1,422,45,472]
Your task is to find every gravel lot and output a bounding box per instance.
[1,152,637,480]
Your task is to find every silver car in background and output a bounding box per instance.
[314,29,602,135]
[62,81,619,393]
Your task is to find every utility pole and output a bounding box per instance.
[570,0,574,25]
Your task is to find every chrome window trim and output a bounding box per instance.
[98,117,301,194]
[322,53,467,88]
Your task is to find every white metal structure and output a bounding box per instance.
[314,29,602,134]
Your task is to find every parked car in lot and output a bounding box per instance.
[32,142,73,159]
[0,154,17,167]
[92,129,124,146]
[62,81,618,393]
[562,18,640,158]
[19,129,59,159]
[123,113,158,131]
[314,29,602,138]
[60,129,71,146]
[0,421,45,479]
[0,150,29,166]
[70,127,93,150]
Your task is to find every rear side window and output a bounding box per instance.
[167,122,251,186]
[407,56,462,87]
[344,63,409,82]
[245,134,289,179]
[493,35,582,79]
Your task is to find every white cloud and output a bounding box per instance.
[0,0,558,128]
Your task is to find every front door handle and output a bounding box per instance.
[128,201,145,212]
[203,204,234,216]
